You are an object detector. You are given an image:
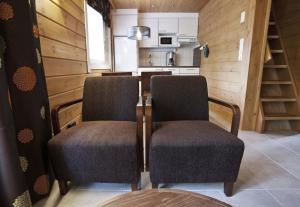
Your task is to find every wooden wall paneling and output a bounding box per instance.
[37,14,86,49]
[50,0,85,23]
[37,0,89,131]
[43,57,87,77]
[49,87,84,110]
[71,0,85,11]
[46,74,86,96]
[208,102,233,132]
[36,0,86,36]
[59,103,83,127]
[40,37,86,61]
[198,0,256,130]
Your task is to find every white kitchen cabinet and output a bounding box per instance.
[159,18,178,34]
[139,18,159,48]
[113,14,137,36]
[180,68,199,75]
[138,67,163,75]
[178,18,198,37]
[163,67,180,75]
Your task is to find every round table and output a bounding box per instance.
[101,189,231,207]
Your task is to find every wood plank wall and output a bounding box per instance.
[198,0,255,130]
[274,0,300,97]
[36,0,104,130]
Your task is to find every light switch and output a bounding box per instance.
[239,38,244,61]
[240,11,246,24]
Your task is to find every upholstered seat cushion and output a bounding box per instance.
[150,121,244,183]
[48,121,139,184]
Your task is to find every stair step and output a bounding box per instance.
[261,96,297,102]
[268,35,280,39]
[271,49,284,53]
[264,113,300,121]
[264,65,288,69]
[262,81,292,85]
[269,21,276,25]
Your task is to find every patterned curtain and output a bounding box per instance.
[0,35,32,207]
[87,0,111,26]
[0,0,53,205]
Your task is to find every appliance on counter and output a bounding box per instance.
[166,51,176,67]
[114,36,138,72]
[159,35,179,47]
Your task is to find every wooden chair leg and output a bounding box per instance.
[224,182,234,197]
[131,183,138,191]
[152,183,158,189]
[58,180,68,195]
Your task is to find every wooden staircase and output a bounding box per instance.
[256,9,300,132]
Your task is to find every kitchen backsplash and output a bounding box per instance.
[139,43,194,66]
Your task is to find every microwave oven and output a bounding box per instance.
[159,35,178,47]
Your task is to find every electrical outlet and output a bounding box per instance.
[240,11,246,24]
[239,38,244,61]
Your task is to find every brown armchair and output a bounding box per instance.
[146,76,244,197]
[102,72,133,76]
[49,76,143,195]
[141,71,172,101]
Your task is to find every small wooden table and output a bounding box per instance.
[100,189,231,207]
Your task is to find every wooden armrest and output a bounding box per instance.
[137,96,143,108]
[145,96,152,170]
[208,97,240,136]
[136,96,144,170]
[145,95,152,107]
[51,98,83,135]
[136,96,143,139]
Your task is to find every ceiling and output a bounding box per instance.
[110,0,210,12]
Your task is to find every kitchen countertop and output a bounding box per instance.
[138,66,200,68]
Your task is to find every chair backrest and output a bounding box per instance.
[82,76,139,122]
[101,72,132,76]
[151,75,209,122]
[141,71,172,96]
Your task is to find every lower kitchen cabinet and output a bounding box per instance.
[163,67,180,75]
[138,67,199,76]
[179,68,199,75]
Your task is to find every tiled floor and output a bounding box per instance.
[34,131,300,207]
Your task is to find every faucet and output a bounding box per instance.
[148,53,153,66]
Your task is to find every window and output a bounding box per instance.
[85,3,111,71]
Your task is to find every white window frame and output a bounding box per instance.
[85,1,111,71]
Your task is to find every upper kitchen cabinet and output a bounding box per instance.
[113,9,138,36]
[139,18,159,48]
[178,17,199,37]
[159,18,179,34]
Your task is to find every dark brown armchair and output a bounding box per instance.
[49,76,143,195]
[102,72,132,76]
[141,71,172,101]
[146,76,244,196]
